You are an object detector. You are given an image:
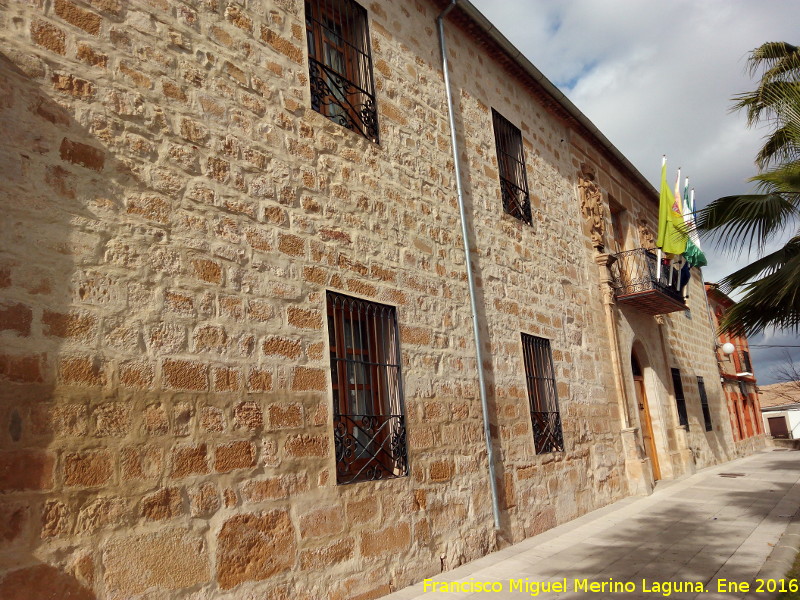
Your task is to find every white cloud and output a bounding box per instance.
[469,0,800,382]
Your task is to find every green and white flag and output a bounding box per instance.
[682,182,707,268]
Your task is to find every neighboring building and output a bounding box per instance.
[705,283,766,452]
[0,1,767,598]
[760,382,800,440]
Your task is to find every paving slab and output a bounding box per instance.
[383,449,800,600]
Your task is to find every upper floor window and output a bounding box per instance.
[492,109,531,224]
[521,333,564,453]
[305,0,379,142]
[609,196,626,253]
[737,348,753,374]
[327,291,407,484]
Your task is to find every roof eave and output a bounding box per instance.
[441,0,658,200]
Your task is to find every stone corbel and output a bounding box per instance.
[593,253,617,306]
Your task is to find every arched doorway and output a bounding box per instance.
[632,352,661,480]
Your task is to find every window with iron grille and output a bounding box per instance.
[327,291,407,484]
[739,350,753,373]
[521,333,564,453]
[305,0,378,142]
[739,380,748,397]
[671,368,688,428]
[697,376,712,431]
[492,109,531,224]
[733,383,746,438]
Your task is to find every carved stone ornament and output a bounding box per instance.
[578,163,605,250]
[638,219,656,249]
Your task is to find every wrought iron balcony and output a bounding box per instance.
[333,413,408,485]
[609,248,688,315]
[500,177,532,224]
[531,411,564,454]
[308,58,379,143]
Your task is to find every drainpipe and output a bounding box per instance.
[437,0,502,531]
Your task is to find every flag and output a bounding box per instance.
[657,161,687,256]
[682,185,707,267]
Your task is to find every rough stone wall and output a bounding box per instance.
[0,0,761,598]
[567,139,767,477]
[442,41,629,538]
[0,1,500,598]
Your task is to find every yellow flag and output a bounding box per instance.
[657,162,687,256]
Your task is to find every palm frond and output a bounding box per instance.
[695,193,797,254]
[755,124,800,168]
[717,236,800,292]
[732,81,800,128]
[748,42,800,81]
[709,42,800,336]
[718,236,800,336]
[750,161,800,194]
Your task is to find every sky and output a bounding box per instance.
[469,0,800,385]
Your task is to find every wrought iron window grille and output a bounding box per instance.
[742,351,752,373]
[737,350,753,374]
[697,376,713,431]
[333,414,407,484]
[521,333,564,453]
[671,368,689,429]
[306,0,379,143]
[492,109,532,225]
[327,291,408,484]
[738,380,748,397]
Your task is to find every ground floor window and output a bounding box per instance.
[521,333,564,453]
[697,376,713,431]
[671,368,688,428]
[327,290,408,484]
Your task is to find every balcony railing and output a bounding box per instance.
[531,411,564,454]
[333,413,408,485]
[308,58,379,143]
[609,248,688,315]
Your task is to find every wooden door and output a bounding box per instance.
[634,376,661,480]
[768,416,789,439]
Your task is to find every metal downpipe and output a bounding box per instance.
[437,0,502,531]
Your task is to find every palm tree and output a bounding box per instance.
[697,42,800,336]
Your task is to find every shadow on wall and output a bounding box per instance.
[421,79,511,567]
[448,84,512,548]
[0,51,139,598]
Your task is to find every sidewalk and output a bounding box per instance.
[384,449,800,600]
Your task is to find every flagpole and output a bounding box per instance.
[688,187,695,298]
[682,177,690,297]
[695,191,716,349]
[668,167,681,287]
[656,156,665,281]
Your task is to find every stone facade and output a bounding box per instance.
[0,1,766,598]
